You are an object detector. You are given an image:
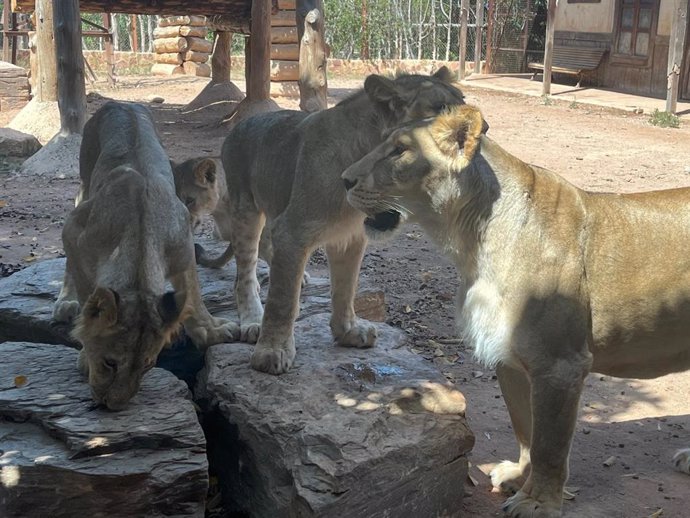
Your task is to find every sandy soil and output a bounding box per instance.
[1,75,689,518]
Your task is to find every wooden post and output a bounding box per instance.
[474,0,484,75]
[103,13,115,85]
[666,0,688,113]
[2,1,10,62]
[485,0,495,73]
[212,31,232,83]
[35,0,57,102]
[360,0,369,60]
[129,14,138,52]
[542,0,557,95]
[297,0,327,112]
[458,0,469,79]
[53,0,86,135]
[247,0,270,101]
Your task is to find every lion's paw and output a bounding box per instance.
[491,461,527,495]
[186,317,240,349]
[250,340,296,375]
[240,323,261,344]
[334,320,377,348]
[53,299,80,323]
[673,448,690,474]
[502,490,561,518]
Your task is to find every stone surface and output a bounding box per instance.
[19,133,82,177]
[0,342,208,517]
[197,313,474,518]
[0,128,42,158]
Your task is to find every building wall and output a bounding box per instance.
[554,0,614,34]
[657,0,676,36]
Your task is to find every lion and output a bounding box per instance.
[53,101,239,410]
[215,67,467,375]
[341,104,690,517]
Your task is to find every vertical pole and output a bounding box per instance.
[10,12,17,64]
[361,0,369,60]
[474,0,484,75]
[53,0,86,135]
[486,0,495,72]
[666,0,688,113]
[129,14,138,52]
[211,31,232,83]
[459,0,469,79]
[103,13,115,85]
[2,1,10,62]
[247,0,271,101]
[35,0,57,102]
[297,1,328,112]
[542,0,557,95]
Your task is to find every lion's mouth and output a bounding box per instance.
[364,210,402,232]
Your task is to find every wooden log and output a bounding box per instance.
[102,14,115,85]
[666,1,688,113]
[34,0,57,102]
[159,15,207,27]
[206,14,249,34]
[151,63,184,75]
[271,59,299,81]
[153,25,181,38]
[248,0,271,101]
[271,44,299,61]
[184,50,210,63]
[211,31,232,82]
[458,0,469,79]
[270,80,299,97]
[183,61,211,77]
[271,26,298,44]
[474,0,483,75]
[542,0,556,95]
[180,25,207,38]
[153,36,188,53]
[186,36,213,53]
[155,52,184,65]
[297,3,328,112]
[278,0,296,9]
[271,10,296,27]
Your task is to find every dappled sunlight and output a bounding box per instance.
[334,381,466,416]
[85,436,109,448]
[1,465,20,488]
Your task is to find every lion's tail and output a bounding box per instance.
[194,242,235,269]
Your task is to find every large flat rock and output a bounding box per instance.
[0,342,208,517]
[197,313,474,518]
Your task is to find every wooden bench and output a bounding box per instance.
[528,46,607,87]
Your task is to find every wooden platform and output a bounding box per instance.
[0,61,31,110]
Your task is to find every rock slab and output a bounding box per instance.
[0,342,208,518]
[0,128,42,158]
[197,313,474,518]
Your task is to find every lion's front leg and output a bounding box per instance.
[173,267,240,349]
[250,221,310,375]
[53,258,81,324]
[491,364,532,495]
[502,357,590,518]
[325,234,377,348]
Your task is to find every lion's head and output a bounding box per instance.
[172,158,219,230]
[73,287,187,410]
[342,104,486,239]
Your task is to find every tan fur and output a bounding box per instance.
[342,104,690,517]
[215,68,468,374]
[53,102,239,411]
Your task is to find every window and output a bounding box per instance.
[614,0,658,62]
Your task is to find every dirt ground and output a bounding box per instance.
[2,75,690,518]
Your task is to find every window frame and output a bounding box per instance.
[611,0,659,67]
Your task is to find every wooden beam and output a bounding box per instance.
[542,0,557,95]
[247,0,271,101]
[458,0,469,79]
[53,0,86,135]
[35,0,57,102]
[666,0,688,113]
[296,1,327,111]
[474,0,484,75]
[103,14,115,85]
[13,0,253,18]
[2,1,10,62]
[211,31,232,83]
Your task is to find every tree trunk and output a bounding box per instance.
[34,0,57,102]
[211,31,232,83]
[53,0,86,135]
[296,1,327,112]
[247,0,271,101]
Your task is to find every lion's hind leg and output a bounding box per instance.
[491,364,532,495]
[325,233,377,348]
[673,448,690,474]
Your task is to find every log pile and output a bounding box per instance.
[151,15,212,77]
[270,0,299,97]
[0,61,31,110]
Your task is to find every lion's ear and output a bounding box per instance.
[158,290,187,325]
[364,74,403,108]
[83,287,119,328]
[433,66,455,84]
[431,105,485,163]
[193,159,216,186]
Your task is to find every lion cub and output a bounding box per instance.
[53,102,239,410]
[343,104,690,517]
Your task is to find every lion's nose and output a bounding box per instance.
[343,178,357,191]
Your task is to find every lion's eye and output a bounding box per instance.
[103,358,118,371]
[434,103,448,112]
[390,145,406,158]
